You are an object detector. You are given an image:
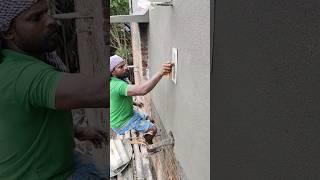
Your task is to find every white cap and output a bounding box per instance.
[110,55,125,72]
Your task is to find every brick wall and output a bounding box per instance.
[131,22,152,116]
[139,23,149,78]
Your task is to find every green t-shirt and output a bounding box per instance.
[0,49,74,180]
[110,77,134,129]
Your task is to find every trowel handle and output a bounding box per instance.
[163,61,173,79]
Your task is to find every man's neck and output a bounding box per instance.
[112,76,128,83]
[6,43,46,61]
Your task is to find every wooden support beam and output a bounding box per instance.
[74,0,108,174]
[53,12,93,20]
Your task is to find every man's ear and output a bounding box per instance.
[1,27,15,41]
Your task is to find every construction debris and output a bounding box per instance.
[110,138,132,177]
[111,129,155,180]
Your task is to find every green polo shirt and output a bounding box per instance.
[110,77,134,129]
[0,49,74,179]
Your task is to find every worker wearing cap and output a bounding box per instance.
[0,0,108,179]
[110,55,173,144]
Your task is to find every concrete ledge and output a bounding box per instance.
[111,11,149,23]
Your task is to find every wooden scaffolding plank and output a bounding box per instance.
[122,131,134,180]
[131,130,144,180]
[116,131,134,180]
[139,133,153,180]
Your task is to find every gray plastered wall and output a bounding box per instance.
[146,0,210,179]
[213,0,320,179]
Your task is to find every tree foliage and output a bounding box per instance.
[110,0,129,15]
[110,0,132,63]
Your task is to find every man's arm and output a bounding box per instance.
[127,63,173,96]
[55,73,108,109]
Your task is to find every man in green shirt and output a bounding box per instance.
[110,55,173,144]
[0,0,108,179]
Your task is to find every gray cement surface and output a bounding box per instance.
[213,0,320,179]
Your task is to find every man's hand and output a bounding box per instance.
[127,62,173,96]
[75,127,108,149]
[160,62,174,77]
[133,101,144,108]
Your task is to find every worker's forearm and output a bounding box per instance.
[55,74,109,109]
[88,75,109,107]
[140,71,163,94]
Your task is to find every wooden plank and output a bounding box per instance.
[124,131,131,140]
[117,162,134,180]
[117,134,124,140]
[131,130,144,180]
[115,139,130,164]
[110,139,123,171]
[139,133,153,180]
[53,12,93,19]
[117,173,124,180]
[123,131,134,180]
[117,131,134,180]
